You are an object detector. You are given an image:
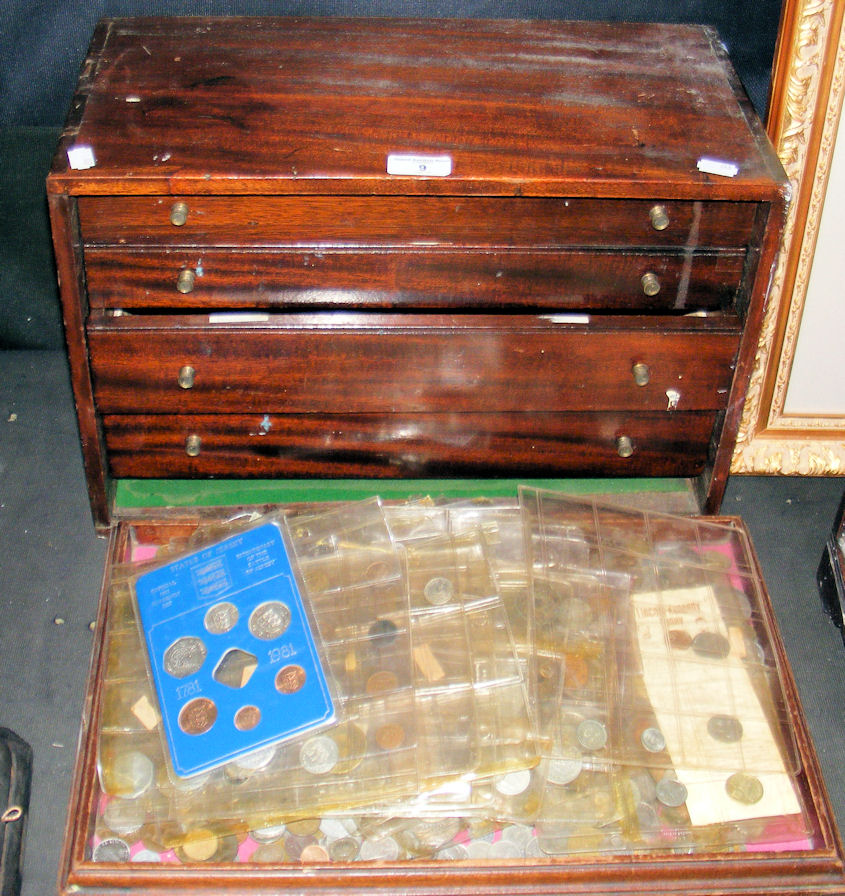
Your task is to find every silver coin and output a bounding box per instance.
[204,601,239,634]
[328,836,361,861]
[92,837,131,862]
[707,714,744,743]
[691,630,731,659]
[655,776,688,808]
[249,601,291,640]
[108,749,154,799]
[489,839,522,858]
[131,848,162,863]
[423,576,454,606]
[163,635,207,679]
[546,754,583,785]
[299,734,340,775]
[494,768,531,796]
[640,726,666,753]
[465,839,493,859]
[576,718,608,752]
[358,835,400,861]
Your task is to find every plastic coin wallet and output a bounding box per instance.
[132,521,335,777]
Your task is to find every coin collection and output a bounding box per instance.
[131,522,335,776]
[91,491,812,865]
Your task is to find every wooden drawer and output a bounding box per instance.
[101,411,718,478]
[84,248,747,312]
[86,312,741,415]
[78,196,759,250]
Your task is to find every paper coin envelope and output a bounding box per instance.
[133,521,334,777]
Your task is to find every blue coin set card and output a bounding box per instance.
[133,521,335,777]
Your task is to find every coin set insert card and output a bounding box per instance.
[133,523,335,777]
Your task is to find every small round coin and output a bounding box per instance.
[275,663,306,694]
[365,669,399,694]
[92,837,131,863]
[234,704,262,731]
[691,630,731,659]
[667,629,693,650]
[494,768,532,796]
[249,600,292,640]
[369,617,399,645]
[655,776,688,808]
[546,754,583,786]
[204,601,239,635]
[640,726,666,753]
[178,697,217,735]
[576,718,608,752]
[707,714,744,743]
[423,576,454,606]
[725,772,764,805]
[163,636,207,679]
[299,843,330,863]
[328,837,361,862]
[299,734,340,775]
[375,722,406,751]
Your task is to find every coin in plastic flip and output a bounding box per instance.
[655,776,688,808]
[423,576,454,605]
[725,771,764,804]
[576,718,608,751]
[707,714,744,743]
[300,734,340,775]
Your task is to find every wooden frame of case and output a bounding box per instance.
[56,510,845,895]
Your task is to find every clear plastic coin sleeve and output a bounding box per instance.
[90,490,815,864]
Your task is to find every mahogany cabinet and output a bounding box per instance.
[48,18,789,531]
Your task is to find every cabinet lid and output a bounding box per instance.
[48,17,786,199]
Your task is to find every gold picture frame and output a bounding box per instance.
[732,0,845,474]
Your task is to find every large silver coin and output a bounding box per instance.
[576,718,608,752]
[640,726,666,753]
[299,734,339,775]
[655,776,688,808]
[358,835,400,861]
[423,576,454,606]
[92,837,131,862]
[547,754,583,786]
[249,600,291,640]
[204,601,239,634]
[163,635,207,678]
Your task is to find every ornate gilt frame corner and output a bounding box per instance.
[732,0,845,475]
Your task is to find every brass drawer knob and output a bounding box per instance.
[185,434,202,457]
[649,204,670,231]
[641,272,661,297]
[177,365,195,389]
[631,362,650,386]
[177,268,196,294]
[170,201,189,226]
[616,435,634,458]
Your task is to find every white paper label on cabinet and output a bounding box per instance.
[67,144,97,170]
[387,153,453,177]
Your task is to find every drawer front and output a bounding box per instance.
[84,248,746,312]
[87,313,740,414]
[101,411,717,479]
[78,196,758,250]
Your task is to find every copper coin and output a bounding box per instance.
[178,697,217,735]
[667,629,692,650]
[234,704,262,731]
[299,843,330,863]
[365,670,398,694]
[275,664,306,694]
[375,722,406,751]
